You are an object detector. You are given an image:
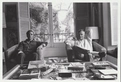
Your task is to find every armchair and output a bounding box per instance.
[65,41,107,62]
[4,42,47,71]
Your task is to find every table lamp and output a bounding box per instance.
[85,26,99,40]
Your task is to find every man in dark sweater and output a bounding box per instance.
[17,30,48,67]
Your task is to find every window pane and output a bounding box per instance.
[52,2,74,42]
[110,3,118,45]
[29,2,50,42]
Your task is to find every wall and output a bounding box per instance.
[18,2,30,42]
[3,3,19,49]
[74,3,91,39]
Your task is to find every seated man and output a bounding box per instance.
[65,29,92,61]
[17,30,48,67]
[65,28,106,61]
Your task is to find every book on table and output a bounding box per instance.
[28,60,45,69]
[19,69,40,79]
[19,60,45,79]
[99,69,117,75]
[67,62,85,72]
[92,61,110,66]
[90,68,117,80]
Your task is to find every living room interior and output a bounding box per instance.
[2,2,118,79]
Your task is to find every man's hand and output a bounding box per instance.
[18,50,24,54]
[37,43,47,50]
[90,51,99,55]
[41,43,46,47]
[38,45,43,50]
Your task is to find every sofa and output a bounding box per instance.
[106,47,117,65]
[65,41,107,62]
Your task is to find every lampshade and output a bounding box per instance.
[85,26,99,39]
[3,13,6,28]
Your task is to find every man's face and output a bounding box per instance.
[79,31,85,40]
[27,31,34,41]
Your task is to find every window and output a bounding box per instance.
[29,2,74,44]
[29,2,50,42]
[52,2,74,42]
[110,2,118,45]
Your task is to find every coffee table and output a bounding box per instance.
[3,60,117,80]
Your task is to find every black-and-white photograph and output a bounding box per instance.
[2,1,120,81]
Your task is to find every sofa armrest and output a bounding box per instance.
[92,41,107,61]
[107,47,117,58]
[5,44,18,71]
[5,44,18,59]
[92,41,106,53]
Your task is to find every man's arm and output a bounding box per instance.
[64,36,77,47]
[36,42,48,61]
[85,28,92,41]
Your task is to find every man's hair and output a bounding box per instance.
[26,30,35,36]
[78,29,85,33]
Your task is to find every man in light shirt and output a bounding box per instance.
[65,28,93,61]
[75,29,93,52]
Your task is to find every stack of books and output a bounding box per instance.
[19,60,45,79]
[91,61,117,80]
[67,62,85,73]
[19,69,40,79]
